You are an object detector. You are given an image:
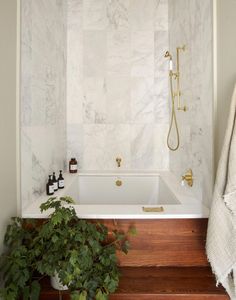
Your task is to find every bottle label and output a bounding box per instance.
[49,185,54,194]
[59,180,64,188]
[53,182,58,190]
[70,164,77,171]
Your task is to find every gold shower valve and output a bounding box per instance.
[182,169,193,187]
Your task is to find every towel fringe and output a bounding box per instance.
[206,244,236,289]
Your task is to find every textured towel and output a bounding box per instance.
[207,84,236,299]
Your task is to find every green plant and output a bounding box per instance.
[0,218,41,300]
[0,196,136,300]
[34,196,133,300]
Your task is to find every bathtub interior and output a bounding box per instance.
[67,174,180,205]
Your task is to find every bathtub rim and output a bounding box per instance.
[22,171,209,219]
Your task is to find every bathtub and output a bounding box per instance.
[23,171,209,219]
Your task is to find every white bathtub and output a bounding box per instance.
[23,171,209,219]
[70,174,179,205]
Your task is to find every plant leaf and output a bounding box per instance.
[71,290,87,300]
[23,286,30,300]
[95,289,108,300]
[30,280,41,300]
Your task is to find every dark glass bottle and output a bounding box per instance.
[52,172,58,191]
[69,158,78,173]
[46,175,54,195]
[58,170,64,189]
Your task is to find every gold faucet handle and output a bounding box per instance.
[181,169,193,187]
[116,157,122,168]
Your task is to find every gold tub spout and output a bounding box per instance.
[116,157,122,168]
[142,207,164,213]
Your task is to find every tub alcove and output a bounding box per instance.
[19,0,227,298]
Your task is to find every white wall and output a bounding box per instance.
[0,0,18,253]
[215,0,236,167]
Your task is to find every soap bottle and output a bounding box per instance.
[52,172,58,191]
[46,175,54,195]
[58,170,65,189]
[69,158,78,173]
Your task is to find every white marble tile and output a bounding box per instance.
[30,126,57,200]
[154,76,169,124]
[131,31,154,77]
[83,0,108,30]
[130,0,155,30]
[83,124,107,170]
[67,124,84,168]
[83,124,131,170]
[65,0,170,173]
[67,28,83,79]
[155,0,168,31]
[131,77,155,123]
[67,25,83,124]
[21,0,67,208]
[83,77,107,123]
[153,124,169,169]
[83,31,107,77]
[107,30,130,76]
[104,124,131,169]
[107,0,130,30]
[168,0,213,206]
[131,124,154,169]
[67,82,83,124]
[67,0,83,28]
[31,78,46,126]
[106,76,130,123]
[154,30,169,77]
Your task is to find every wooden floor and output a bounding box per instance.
[39,267,228,300]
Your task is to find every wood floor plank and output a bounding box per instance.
[39,267,229,300]
[99,219,209,266]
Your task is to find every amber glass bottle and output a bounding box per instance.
[58,170,65,189]
[69,158,78,173]
[52,172,58,191]
[46,175,54,195]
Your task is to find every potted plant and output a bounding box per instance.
[0,196,136,300]
[34,196,134,299]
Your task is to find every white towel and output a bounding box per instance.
[207,84,236,299]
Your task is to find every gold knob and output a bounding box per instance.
[116,180,122,187]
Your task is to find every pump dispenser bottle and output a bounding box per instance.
[52,172,58,191]
[46,175,54,195]
[58,170,64,189]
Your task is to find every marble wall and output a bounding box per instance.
[21,0,67,209]
[20,0,214,208]
[66,0,170,170]
[168,0,213,205]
